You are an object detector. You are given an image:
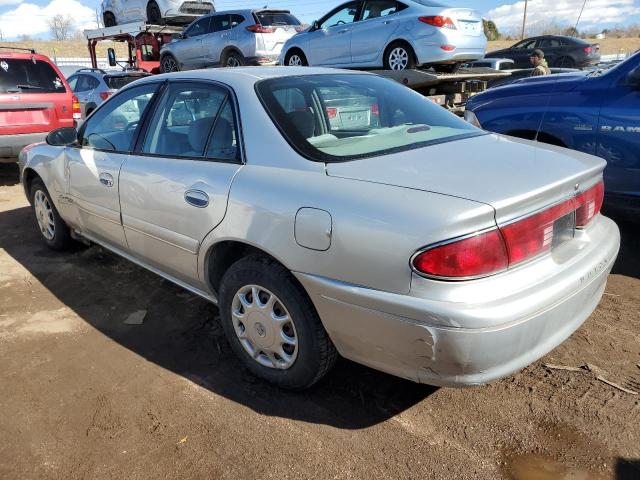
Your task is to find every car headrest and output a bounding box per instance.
[288,110,315,139]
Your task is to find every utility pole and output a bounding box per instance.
[521,0,528,40]
[574,0,588,35]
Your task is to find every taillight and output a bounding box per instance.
[99,91,113,101]
[419,16,456,29]
[71,95,82,120]
[370,104,379,116]
[584,46,593,54]
[246,24,275,33]
[412,182,604,279]
[412,230,508,279]
[440,45,456,52]
[326,107,337,119]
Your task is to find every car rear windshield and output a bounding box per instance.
[255,11,301,26]
[105,75,145,90]
[256,74,482,162]
[0,58,66,94]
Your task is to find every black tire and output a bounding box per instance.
[30,179,72,251]
[103,12,116,27]
[219,255,338,390]
[554,56,575,68]
[383,41,416,71]
[432,62,461,74]
[222,51,245,68]
[284,49,308,67]
[161,54,180,73]
[146,1,164,25]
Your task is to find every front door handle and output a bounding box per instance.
[185,189,209,208]
[338,29,349,34]
[99,172,114,187]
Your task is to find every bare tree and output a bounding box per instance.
[47,14,75,41]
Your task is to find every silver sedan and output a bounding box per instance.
[19,67,619,389]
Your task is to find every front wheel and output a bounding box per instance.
[146,1,163,25]
[285,50,308,67]
[384,42,416,71]
[219,255,337,390]
[161,55,179,73]
[30,179,72,251]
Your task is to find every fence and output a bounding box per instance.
[53,57,119,70]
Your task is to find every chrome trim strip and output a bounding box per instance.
[123,224,198,254]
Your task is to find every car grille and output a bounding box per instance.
[179,2,213,14]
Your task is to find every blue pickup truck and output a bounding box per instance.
[465,51,640,216]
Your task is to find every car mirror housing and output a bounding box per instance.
[46,127,78,147]
[107,48,117,67]
[311,20,320,31]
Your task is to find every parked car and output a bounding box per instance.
[101,0,214,27]
[160,9,303,71]
[20,67,619,389]
[1,48,80,162]
[485,35,600,69]
[465,51,640,216]
[464,58,515,70]
[66,68,151,118]
[280,0,487,72]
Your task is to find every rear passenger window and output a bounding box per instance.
[211,15,231,32]
[229,14,245,28]
[362,0,400,20]
[142,83,239,161]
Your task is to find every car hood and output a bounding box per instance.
[325,133,605,223]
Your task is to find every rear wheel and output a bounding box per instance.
[219,255,338,390]
[103,12,116,27]
[161,55,179,73]
[146,1,163,25]
[285,50,308,66]
[30,179,72,251]
[222,51,245,67]
[384,42,416,71]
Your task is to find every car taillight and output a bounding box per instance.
[72,95,82,120]
[326,107,337,119]
[370,104,379,116]
[419,16,456,29]
[440,45,456,52]
[246,24,275,33]
[412,182,605,279]
[99,91,113,101]
[584,46,593,54]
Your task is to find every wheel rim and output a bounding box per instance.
[231,285,298,370]
[163,57,177,72]
[389,47,409,70]
[288,55,302,66]
[226,56,241,67]
[34,190,55,241]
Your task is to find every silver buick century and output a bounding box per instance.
[19,67,620,389]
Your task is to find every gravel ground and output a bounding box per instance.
[0,163,638,480]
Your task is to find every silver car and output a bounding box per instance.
[19,67,619,390]
[101,0,214,26]
[280,0,487,72]
[160,9,303,72]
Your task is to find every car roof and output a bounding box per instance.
[0,52,54,63]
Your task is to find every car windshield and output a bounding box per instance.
[106,75,146,90]
[0,58,66,94]
[256,11,300,26]
[256,74,483,162]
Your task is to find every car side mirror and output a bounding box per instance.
[626,67,640,88]
[46,127,78,147]
[107,48,117,67]
[311,20,320,31]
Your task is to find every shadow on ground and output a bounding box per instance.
[616,459,640,480]
[0,200,435,429]
[0,163,19,187]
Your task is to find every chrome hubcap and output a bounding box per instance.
[226,56,241,67]
[389,47,409,70]
[288,55,302,66]
[34,190,55,241]
[231,285,298,370]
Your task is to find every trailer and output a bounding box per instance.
[84,22,184,74]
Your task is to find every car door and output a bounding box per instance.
[596,68,640,203]
[509,38,538,68]
[64,82,161,248]
[119,81,243,284]
[537,37,562,67]
[350,0,402,65]
[202,13,231,67]
[307,1,361,66]
[175,17,211,70]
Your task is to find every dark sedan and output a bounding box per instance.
[485,35,600,68]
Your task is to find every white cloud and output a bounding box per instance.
[0,0,97,39]
[0,0,22,6]
[488,0,640,34]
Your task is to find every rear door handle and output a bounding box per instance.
[184,189,209,208]
[338,29,349,34]
[99,172,114,187]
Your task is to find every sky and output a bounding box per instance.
[0,0,639,41]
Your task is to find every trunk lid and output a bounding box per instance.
[254,10,301,53]
[445,8,483,37]
[325,133,605,224]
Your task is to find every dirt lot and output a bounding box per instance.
[0,163,638,480]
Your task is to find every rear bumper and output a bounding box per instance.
[411,31,486,65]
[0,132,48,161]
[296,215,620,386]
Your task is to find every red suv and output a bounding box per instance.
[1,48,80,162]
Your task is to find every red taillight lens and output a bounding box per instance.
[584,46,593,54]
[326,107,337,119]
[440,45,456,52]
[413,182,605,279]
[370,103,379,116]
[575,182,604,227]
[419,16,456,29]
[246,24,275,33]
[413,230,508,279]
[99,91,113,101]
[71,95,82,120]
